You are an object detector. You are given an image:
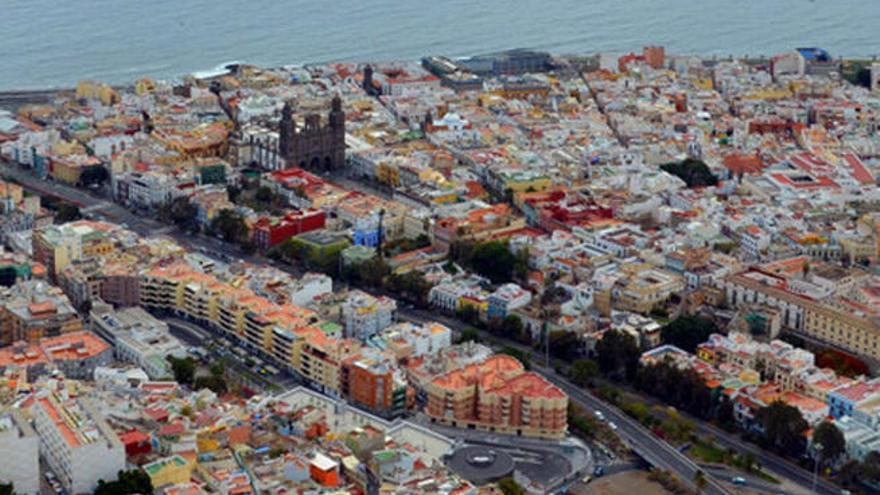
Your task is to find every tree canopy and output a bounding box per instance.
[167,356,195,386]
[570,359,599,387]
[54,202,82,223]
[497,477,525,495]
[660,158,719,188]
[595,329,640,381]
[0,267,18,288]
[455,240,527,284]
[209,208,249,244]
[812,421,846,465]
[661,316,718,353]
[756,401,808,456]
[79,165,110,186]
[95,469,153,495]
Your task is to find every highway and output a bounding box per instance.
[0,158,836,495]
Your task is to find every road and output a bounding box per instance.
[165,316,300,392]
[0,158,834,495]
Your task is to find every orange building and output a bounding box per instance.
[643,45,666,69]
[309,453,340,487]
[424,354,568,439]
[341,350,408,416]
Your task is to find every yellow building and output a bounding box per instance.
[143,455,192,489]
[76,81,120,106]
[804,304,880,360]
[375,162,400,188]
[502,174,553,194]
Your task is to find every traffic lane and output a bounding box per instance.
[700,424,837,495]
[542,372,730,495]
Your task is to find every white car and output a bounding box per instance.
[594,410,605,421]
[607,421,618,431]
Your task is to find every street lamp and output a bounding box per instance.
[812,442,823,495]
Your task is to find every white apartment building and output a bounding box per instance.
[90,302,187,379]
[32,395,125,495]
[288,272,333,307]
[342,290,397,341]
[0,411,39,495]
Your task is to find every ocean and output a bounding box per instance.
[2,0,879,91]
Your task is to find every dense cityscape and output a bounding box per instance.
[0,46,878,495]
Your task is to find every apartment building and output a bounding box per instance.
[32,221,117,281]
[424,354,567,439]
[0,411,39,494]
[32,394,126,495]
[342,290,397,341]
[0,281,82,345]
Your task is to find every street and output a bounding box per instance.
[0,158,838,495]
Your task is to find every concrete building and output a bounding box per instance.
[32,395,126,495]
[0,280,83,345]
[486,283,532,320]
[424,354,568,439]
[0,410,39,495]
[90,302,187,379]
[342,290,397,341]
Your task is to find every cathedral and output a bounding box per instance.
[278,95,346,171]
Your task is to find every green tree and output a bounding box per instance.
[500,314,524,340]
[570,359,599,387]
[595,330,640,381]
[79,165,110,186]
[756,401,808,456]
[0,482,13,495]
[497,477,525,495]
[95,469,153,495]
[457,327,480,344]
[812,421,846,466]
[194,375,228,394]
[161,197,199,230]
[167,356,195,386]
[209,208,248,244]
[54,202,82,223]
[468,241,523,284]
[226,185,242,202]
[661,316,718,353]
[0,267,18,288]
[456,305,481,326]
[548,330,582,361]
[499,346,530,370]
[256,186,274,203]
[209,361,225,377]
[357,257,389,288]
[660,158,719,188]
[716,397,735,432]
[386,270,433,306]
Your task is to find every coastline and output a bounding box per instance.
[2,51,876,100]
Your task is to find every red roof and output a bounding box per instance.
[723,154,764,175]
[842,154,875,185]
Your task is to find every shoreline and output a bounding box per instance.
[1,51,877,99]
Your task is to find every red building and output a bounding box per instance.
[118,429,152,457]
[253,210,326,250]
[522,190,614,232]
